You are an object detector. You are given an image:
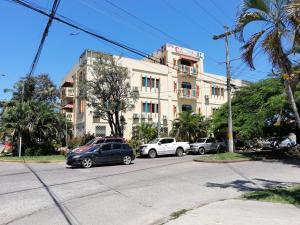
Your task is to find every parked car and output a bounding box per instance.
[71,137,125,153]
[139,138,190,158]
[188,137,225,155]
[262,137,296,150]
[67,143,135,168]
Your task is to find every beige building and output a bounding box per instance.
[60,44,247,139]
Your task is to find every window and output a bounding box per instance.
[206,138,215,143]
[181,82,192,89]
[122,144,131,149]
[156,79,160,89]
[182,104,192,111]
[142,102,159,113]
[142,77,146,87]
[165,138,174,144]
[95,126,106,137]
[221,88,225,97]
[113,143,122,149]
[101,144,111,151]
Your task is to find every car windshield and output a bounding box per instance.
[196,138,206,143]
[85,139,95,146]
[148,139,160,144]
[88,145,99,152]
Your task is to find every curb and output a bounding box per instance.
[0,159,65,163]
[193,158,254,163]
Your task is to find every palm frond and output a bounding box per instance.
[241,30,267,69]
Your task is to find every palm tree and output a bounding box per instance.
[170,111,209,142]
[234,0,300,129]
[136,122,157,143]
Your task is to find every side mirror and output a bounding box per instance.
[158,142,161,146]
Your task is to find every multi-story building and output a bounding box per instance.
[60,44,247,139]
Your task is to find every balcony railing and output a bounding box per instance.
[65,112,74,122]
[62,87,74,98]
[177,65,197,76]
[178,88,198,99]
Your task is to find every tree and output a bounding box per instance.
[82,53,138,137]
[135,122,157,143]
[1,75,69,155]
[212,78,299,139]
[234,0,300,129]
[170,111,209,142]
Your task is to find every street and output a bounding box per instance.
[0,155,300,225]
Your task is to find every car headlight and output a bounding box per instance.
[72,155,81,159]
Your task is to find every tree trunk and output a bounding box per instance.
[284,79,300,129]
[107,113,115,136]
[114,111,122,137]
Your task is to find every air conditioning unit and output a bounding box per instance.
[163,115,167,120]
[141,113,146,119]
[133,113,139,119]
[148,114,152,119]
[205,95,209,105]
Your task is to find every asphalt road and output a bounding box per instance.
[0,155,300,225]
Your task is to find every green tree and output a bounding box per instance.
[234,0,300,129]
[1,75,69,155]
[170,111,209,142]
[135,122,157,143]
[82,53,138,137]
[212,78,298,139]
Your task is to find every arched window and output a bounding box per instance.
[182,104,192,111]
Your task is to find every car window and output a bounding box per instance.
[88,145,100,152]
[113,143,122,149]
[101,144,111,151]
[196,138,206,143]
[160,139,167,144]
[206,138,214,143]
[122,144,131,150]
[165,139,174,144]
[105,138,123,143]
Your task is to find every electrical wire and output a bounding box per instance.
[28,0,60,75]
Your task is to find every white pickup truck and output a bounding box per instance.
[139,137,190,158]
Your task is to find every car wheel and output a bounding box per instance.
[198,147,205,155]
[176,148,184,157]
[148,149,157,158]
[274,144,280,151]
[123,155,132,165]
[82,158,93,168]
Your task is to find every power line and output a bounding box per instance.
[209,0,235,24]
[161,0,213,35]
[6,0,159,61]
[192,0,224,28]
[7,0,231,85]
[28,0,61,75]
[102,0,193,48]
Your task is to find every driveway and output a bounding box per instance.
[0,155,299,225]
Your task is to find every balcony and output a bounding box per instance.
[178,88,198,99]
[62,87,74,98]
[177,65,197,77]
[65,112,74,122]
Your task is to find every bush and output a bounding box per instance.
[68,133,95,149]
[24,144,56,156]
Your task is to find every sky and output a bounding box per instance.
[0,0,272,100]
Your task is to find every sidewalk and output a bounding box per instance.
[165,199,300,225]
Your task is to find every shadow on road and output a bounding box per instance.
[25,163,77,225]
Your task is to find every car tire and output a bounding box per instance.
[123,155,132,165]
[148,149,157,158]
[198,147,205,155]
[82,158,93,168]
[176,148,184,157]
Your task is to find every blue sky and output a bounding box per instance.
[0,0,271,100]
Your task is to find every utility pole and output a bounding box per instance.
[157,78,161,138]
[213,26,237,152]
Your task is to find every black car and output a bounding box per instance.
[66,143,135,168]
